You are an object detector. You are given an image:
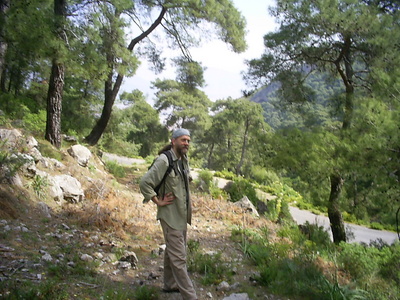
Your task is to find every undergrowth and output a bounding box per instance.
[233,222,400,300]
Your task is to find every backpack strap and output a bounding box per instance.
[154,151,174,196]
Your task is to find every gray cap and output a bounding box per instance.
[172,128,190,139]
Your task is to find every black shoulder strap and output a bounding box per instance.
[154,151,173,195]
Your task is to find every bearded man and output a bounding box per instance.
[139,128,197,300]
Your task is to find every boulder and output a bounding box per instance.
[0,128,23,149]
[233,196,259,217]
[47,176,65,203]
[67,144,92,167]
[53,174,84,203]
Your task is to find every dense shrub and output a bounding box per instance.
[104,160,126,178]
[195,169,214,192]
[379,243,400,284]
[225,177,258,205]
[249,165,280,185]
[213,169,236,180]
[337,242,389,280]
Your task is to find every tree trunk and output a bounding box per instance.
[45,0,66,148]
[0,0,10,92]
[236,118,250,175]
[207,142,215,169]
[326,34,353,243]
[45,61,64,149]
[328,173,347,244]
[84,7,167,146]
[84,74,115,145]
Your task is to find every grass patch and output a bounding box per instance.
[187,239,234,285]
[104,160,126,178]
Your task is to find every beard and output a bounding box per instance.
[176,145,189,157]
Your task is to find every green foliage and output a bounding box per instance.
[299,221,332,249]
[104,160,126,178]
[189,251,233,285]
[225,177,258,205]
[337,242,394,281]
[0,279,69,300]
[194,169,214,192]
[153,78,212,137]
[214,170,236,180]
[0,144,30,181]
[188,239,233,285]
[231,223,400,299]
[249,165,280,186]
[98,134,141,158]
[132,285,159,300]
[27,175,49,199]
[264,197,292,223]
[118,92,169,157]
[22,110,47,135]
[379,243,400,284]
[37,141,63,161]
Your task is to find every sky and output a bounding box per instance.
[121,0,278,104]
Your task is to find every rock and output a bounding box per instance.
[41,253,53,262]
[38,202,52,218]
[25,136,38,149]
[39,157,65,170]
[67,144,92,167]
[233,196,259,217]
[53,174,84,203]
[222,293,251,300]
[47,176,65,203]
[80,254,94,262]
[118,261,131,269]
[216,281,230,291]
[0,128,23,149]
[120,251,138,269]
[63,135,78,143]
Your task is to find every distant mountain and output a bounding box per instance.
[250,81,280,104]
[249,72,343,130]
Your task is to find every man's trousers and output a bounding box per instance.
[160,220,197,300]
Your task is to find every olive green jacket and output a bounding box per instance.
[139,149,192,230]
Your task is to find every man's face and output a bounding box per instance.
[172,135,191,157]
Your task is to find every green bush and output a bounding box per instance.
[104,160,126,178]
[337,242,390,281]
[378,243,400,284]
[98,135,140,158]
[28,175,49,199]
[22,109,46,135]
[250,165,280,185]
[195,169,214,192]
[214,169,236,180]
[188,251,233,285]
[299,221,332,248]
[225,177,258,205]
[188,239,233,285]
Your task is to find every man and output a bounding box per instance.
[139,128,197,300]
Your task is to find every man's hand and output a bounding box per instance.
[152,192,175,206]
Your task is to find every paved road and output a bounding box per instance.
[102,152,146,166]
[290,206,399,244]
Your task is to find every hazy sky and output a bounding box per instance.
[121,0,277,104]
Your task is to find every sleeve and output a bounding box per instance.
[139,154,169,203]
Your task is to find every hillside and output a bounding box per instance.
[249,72,343,130]
[0,129,288,300]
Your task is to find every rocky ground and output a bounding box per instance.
[0,146,291,300]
